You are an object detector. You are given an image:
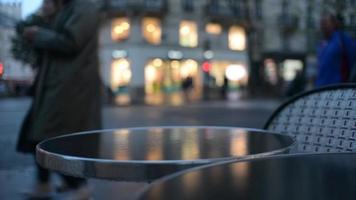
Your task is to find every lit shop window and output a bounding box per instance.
[264,59,278,85]
[228,25,246,51]
[209,61,248,87]
[142,17,162,45]
[111,58,132,91]
[179,20,198,47]
[145,58,164,94]
[180,59,198,78]
[225,64,248,82]
[282,59,303,81]
[205,23,222,35]
[112,17,130,41]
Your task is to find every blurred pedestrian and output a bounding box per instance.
[315,13,355,87]
[16,0,102,198]
[350,40,356,82]
[182,75,193,101]
[285,70,305,97]
[220,75,228,99]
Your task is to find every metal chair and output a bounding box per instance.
[264,84,356,153]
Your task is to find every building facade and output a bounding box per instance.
[100,0,249,105]
[0,2,34,95]
[259,0,356,95]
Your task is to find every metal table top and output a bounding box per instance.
[138,153,356,200]
[36,126,294,181]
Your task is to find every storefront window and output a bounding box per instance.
[145,58,201,105]
[180,59,198,78]
[228,25,246,51]
[145,58,164,95]
[179,20,198,47]
[209,61,248,87]
[205,23,222,35]
[112,17,130,41]
[264,59,278,85]
[111,58,131,92]
[142,17,162,45]
[282,59,303,81]
[225,64,248,82]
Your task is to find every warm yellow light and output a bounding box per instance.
[142,17,161,45]
[146,24,156,32]
[283,59,303,81]
[225,64,247,81]
[206,23,222,35]
[111,58,131,89]
[152,58,163,67]
[179,20,198,47]
[171,60,180,69]
[145,65,157,82]
[121,22,130,30]
[113,59,129,70]
[180,59,198,78]
[180,66,190,78]
[228,25,246,51]
[112,17,130,41]
[186,59,196,68]
[181,26,190,35]
[114,27,123,34]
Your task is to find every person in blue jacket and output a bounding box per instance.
[315,13,355,87]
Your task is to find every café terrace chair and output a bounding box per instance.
[264,84,356,153]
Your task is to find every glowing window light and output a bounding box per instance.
[142,17,162,45]
[283,59,303,81]
[179,20,198,47]
[171,60,180,69]
[264,59,278,85]
[180,59,198,78]
[152,58,163,67]
[205,23,222,35]
[225,64,247,81]
[145,65,157,82]
[228,25,246,51]
[111,58,132,90]
[112,17,130,41]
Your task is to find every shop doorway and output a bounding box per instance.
[144,58,202,105]
[110,58,132,105]
[204,61,248,100]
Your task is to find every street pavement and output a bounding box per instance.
[0,97,281,199]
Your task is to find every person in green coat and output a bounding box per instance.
[17,0,102,198]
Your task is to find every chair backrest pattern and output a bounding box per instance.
[265,85,356,153]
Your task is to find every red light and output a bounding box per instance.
[0,63,4,77]
[202,61,211,72]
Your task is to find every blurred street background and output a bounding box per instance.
[1,0,355,102]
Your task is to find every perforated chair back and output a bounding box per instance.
[264,84,356,153]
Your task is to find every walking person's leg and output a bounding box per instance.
[36,161,50,184]
[57,175,92,199]
[22,154,53,198]
[59,175,86,190]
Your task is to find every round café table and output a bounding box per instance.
[138,153,356,200]
[36,126,294,182]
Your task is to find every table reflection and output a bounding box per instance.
[50,127,292,161]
